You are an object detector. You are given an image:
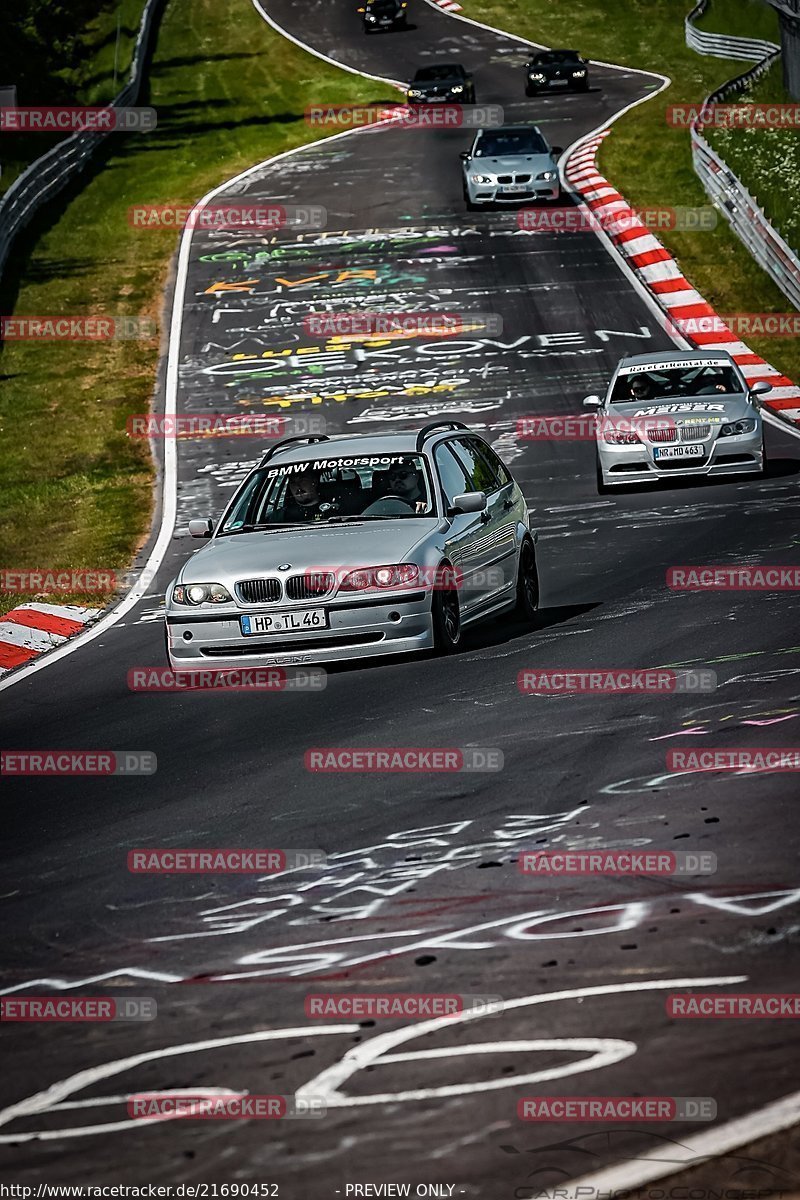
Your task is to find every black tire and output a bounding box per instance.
[514,538,540,624]
[432,565,461,652]
[596,455,610,495]
[163,621,171,665]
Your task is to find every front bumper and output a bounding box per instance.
[597,427,764,485]
[528,75,588,89]
[465,178,559,204]
[166,591,435,668]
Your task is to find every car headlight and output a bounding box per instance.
[536,170,556,181]
[366,12,377,19]
[719,418,757,436]
[451,85,464,94]
[470,174,493,184]
[572,69,586,76]
[529,72,546,80]
[408,88,422,98]
[339,564,419,591]
[172,583,232,605]
[603,428,640,445]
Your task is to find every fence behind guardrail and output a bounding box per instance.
[686,1,800,310]
[0,0,165,287]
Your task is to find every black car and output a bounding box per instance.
[359,0,408,32]
[407,63,476,105]
[525,49,589,95]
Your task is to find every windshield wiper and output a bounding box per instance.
[218,523,308,536]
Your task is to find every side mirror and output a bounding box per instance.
[583,395,602,408]
[551,145,564,156]
[459,150,470,160]
[188,518,215,538]
[750,380,772,396]
[450,491,487,515]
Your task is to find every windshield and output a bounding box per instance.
[474,130,547,157]
[611,363,742,404]
[414,66,464,81]
[219,453,436,532]
[531,51,581,65]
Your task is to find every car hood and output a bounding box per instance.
[413,78,465,90]
[469,153,555,172]
[180,521,435,584]
[609,393,753,422]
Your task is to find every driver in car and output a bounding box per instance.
[280,470,332,522]
[385,460,430,514]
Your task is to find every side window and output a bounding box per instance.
[474,440,511,487]
[450,438,499,494]
[434,444,470,506]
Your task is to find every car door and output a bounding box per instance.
[449,437,519,607]
[433,441,492,617]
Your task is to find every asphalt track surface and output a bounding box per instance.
[2,0,800,1192]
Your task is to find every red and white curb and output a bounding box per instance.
[564,131,800,426]
[431,0,462,11]
[0,603,102,675]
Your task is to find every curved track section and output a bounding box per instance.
[2,0,800,1190]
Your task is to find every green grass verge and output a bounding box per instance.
[707,62,800,252]
[695,0,779,42]
[462,0,800,378]
[0,0,390,617]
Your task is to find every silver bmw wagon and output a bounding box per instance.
[165,423,539,668]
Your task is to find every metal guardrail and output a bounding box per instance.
[685,0,780,60]
[686,2,800,309]
[0,0,165,284]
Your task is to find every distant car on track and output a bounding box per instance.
[585,350,771,493]
[358,0,408,32]
[165,424,540,669]
[461,124,562,210]
[525,49,590,95]
[407,63,476,104]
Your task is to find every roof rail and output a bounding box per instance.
[259,434,331,466]
[415,421,469,452]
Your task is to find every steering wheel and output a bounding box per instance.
[380,494,415,507]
